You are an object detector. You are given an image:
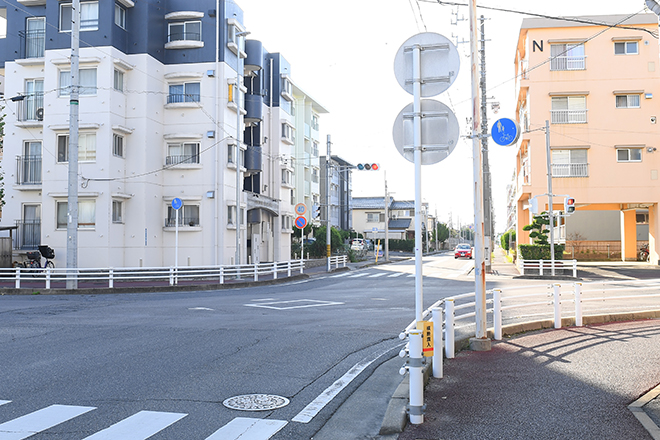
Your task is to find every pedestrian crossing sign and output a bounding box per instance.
[417,320,434,357]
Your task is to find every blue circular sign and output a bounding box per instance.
[171,198,183,210]
[491,118,520,146]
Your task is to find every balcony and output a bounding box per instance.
[19,29,45,59]
[550,56,586,71]
[552,163,589,178]
[14,220,40,250]
[164,217,199,227]
[16,93,44,123]
[15,156,42,186]
[551,109,587,124]
[167,93,200,104]
[165,154,200,166]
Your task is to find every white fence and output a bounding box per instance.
[0,256,347,290]
[518,259,577,277]
[401,278,660,379]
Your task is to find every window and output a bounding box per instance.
[60,2,99,32]
[311,168,319,183]
[60,68,97,96]
[25,17,45,58]
[282,122,295,144]
[227,19,245,55]
[22,78,44,121]
[168,82,200,103]
[551,96,587,124]
[114,4,126,29]
[168,21,201,42]
[282,169,293,185]
[615,94,640,109]
[312,114,319,130]
[615,41,638,55]
[57,133,96,162]
[57,200,95,229]
[550,43,586,70]
[113,134,124,158]
[281,76,293,101]
[227,81,244,110]
[227,205,236,226]
[114,69,124,92]
[167,204,199,227]
[112,200,123,223]
[228,144,235,164]
[551,149,588,177]
[367,212,385,223]
[282,215,292,231]
[616,147,642,162]
[20,141,42,185]
[166,142,200,165]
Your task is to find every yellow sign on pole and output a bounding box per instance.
[417,320,434,357]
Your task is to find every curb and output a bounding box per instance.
[380,311,660,436]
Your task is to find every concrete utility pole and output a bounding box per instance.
[326,135,332,272]
[384,172,389,262]
[66,0,80,289]
[469,0,490,350]
[479,15,494,273]
[545,120,556,275]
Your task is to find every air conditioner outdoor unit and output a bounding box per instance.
[35,108,44,121]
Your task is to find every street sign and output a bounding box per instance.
[392,99,460,165]
[417,320,434,357]
[394,32,460,97]
[294,203,307,216]
[295,216,307,229]
[491,118,520,146]
[171,198,182,210]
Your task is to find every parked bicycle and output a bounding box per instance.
[638,243,650,262]
[23,245,55,275]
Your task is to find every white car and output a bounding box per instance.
[350,239,365,250]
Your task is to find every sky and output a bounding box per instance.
[236,0,649,233]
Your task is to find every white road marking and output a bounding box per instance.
[292,345,401,424]
[0,404,96,440]
[348,273,370,278]
[330,273,349,278]
[82,411,186,440]
[387,272,406,278]
[252,298,276,302]
[367,273,387,278]
[0,401,9,407]
[189,307,214,311]
[245,299,344,310]
[205,418,287,440]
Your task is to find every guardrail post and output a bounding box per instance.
[287,261,291,277]
[445,299,455,359]
[109,268,113,289]
[432,307,443,379]
[493,288,503,340]
[16,267,20,289]
[574,282,583,327]
[254,264,258,282]
[169,267,174,286]
[219,266,224,284]
[540,260,544,276]
[572,260,577,278]
[553,283,561,328]
[300,259,304,274]
[273,262,278,280]
[46,268,51,290]
[343,255,347,267]
[408,329,424,424]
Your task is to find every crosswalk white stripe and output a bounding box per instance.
[329,273,349,278]
[205,417,287,440]
[0,404,96,440]
[387,272,406,278]
[82,410,187,440]
[0,402,10,407]
[367,273,387,278]
[348,273,370,278]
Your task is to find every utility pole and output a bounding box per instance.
[326,135,332,272]
[545,120,556,275]
[384,172,389,262]
[66,0,80,290]
[479,15,494,273]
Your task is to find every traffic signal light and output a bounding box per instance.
[312,204,320,219]
[564,197,576,214]
[357,163,379,171]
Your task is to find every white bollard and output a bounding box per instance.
[432,307,443,379]
[287,261,291,277]
[108,268,113,289]
[493,288,503,340]
[273,262,278,280]
[445,299,455,359]
[254,264,258,282]
[220,266,224,284]
[16,267,20,289]
[46,268,51,290]
[553,283,561,329]
[408,329,424,424]
[540,260,544,276]
[574,282,583,327]
[169,267,174,286]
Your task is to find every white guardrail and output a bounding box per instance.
[518,259,578,277]
[0,256,348,290]
[401,278,660,380]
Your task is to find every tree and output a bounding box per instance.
[523,213,550,245]
[434,222,449,244]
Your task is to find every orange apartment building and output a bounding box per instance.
[513,13,660,263]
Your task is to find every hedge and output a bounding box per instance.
[518,244,565,260]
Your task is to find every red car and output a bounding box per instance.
[454,244,473,259]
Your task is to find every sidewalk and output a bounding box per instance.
[396,319,660,440]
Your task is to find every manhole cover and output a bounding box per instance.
[223,394,290,411]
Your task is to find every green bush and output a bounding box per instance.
[388,239,415,252]
[500,230,516,251]
[518,244,565,260]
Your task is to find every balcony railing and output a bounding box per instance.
[14,220,41,250]
[167,93,200,104]
[15,155,42,185]
[166,154,200,165]
[550,56,586,71]
[164,217,200,227]
[168,32,201,42]
[551,109,588,124]
[552,163,589,178]
[16,93,44,122]
[19,29,45,59]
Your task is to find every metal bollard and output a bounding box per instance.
[169,267,174,286]
[408,329,424,424]
[493,288,503,340]
[16,267,20,289]
[553,283,561,329]
[46,268,51,290]
[574,282,583,327]
[445,299,455,359]
[108,268,113,289]
[432,307,443,379]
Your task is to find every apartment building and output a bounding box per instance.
[0,0,325,268]
[513,13,660,262]
[320,155,353,230]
